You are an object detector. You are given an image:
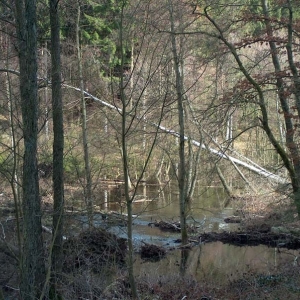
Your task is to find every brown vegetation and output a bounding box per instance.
[63,228,127,272]
[140,242,166,261]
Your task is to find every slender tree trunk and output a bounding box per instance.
[154,154,165,183]
[168,1,188,245]
[216,164,233,198]
[76,2,93,226]
[49,0,64,298]
[118,2,138,298]
[42,44,49,140]
[6,68,22,253]
[15,0,46,298]
[284,0,300,213]
[186,139,201,202]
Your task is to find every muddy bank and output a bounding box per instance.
[198,231,300,249]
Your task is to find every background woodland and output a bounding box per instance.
[0,0,300,299]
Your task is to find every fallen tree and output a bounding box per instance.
[0,69,286,183]
[64,84,286,184]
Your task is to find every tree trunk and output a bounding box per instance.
[5,68,22,252]
[203,2,298,213]
[49,0,64,298]
[118,2,138,298]
[168,1,188,245]
[216,164,233,198]
[15,0,46,298]
[261,0,300,216]
[76,2,93,226]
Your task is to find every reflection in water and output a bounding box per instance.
[135,242,298,285]
[93,181,298,284]
[103,189,108,209]
[98,181,227,225]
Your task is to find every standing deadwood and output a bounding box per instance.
[49,0,64,298]
[76,1,93,227]
[15,0,46,298]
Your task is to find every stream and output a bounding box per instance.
[71,181,299,284]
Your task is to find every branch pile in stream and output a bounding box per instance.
[149,220,197,233]
[199,231,300,249]
[141,242,166,261]
[63,228,127,272]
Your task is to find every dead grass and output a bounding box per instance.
[131,261,300,300]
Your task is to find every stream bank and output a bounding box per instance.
[1,183,300,299]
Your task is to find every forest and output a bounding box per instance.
[0,0,300,299]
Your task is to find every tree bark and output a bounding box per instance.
[49,0,64,298]
[15,0,46,298]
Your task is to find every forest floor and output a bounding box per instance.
[0,189,300,299]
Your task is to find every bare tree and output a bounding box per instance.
[114,1,170,297]
[167,0,189,246]
[194,0,300,215]
[76,0,93,227]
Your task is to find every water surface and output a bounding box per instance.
[87,182,299,284]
